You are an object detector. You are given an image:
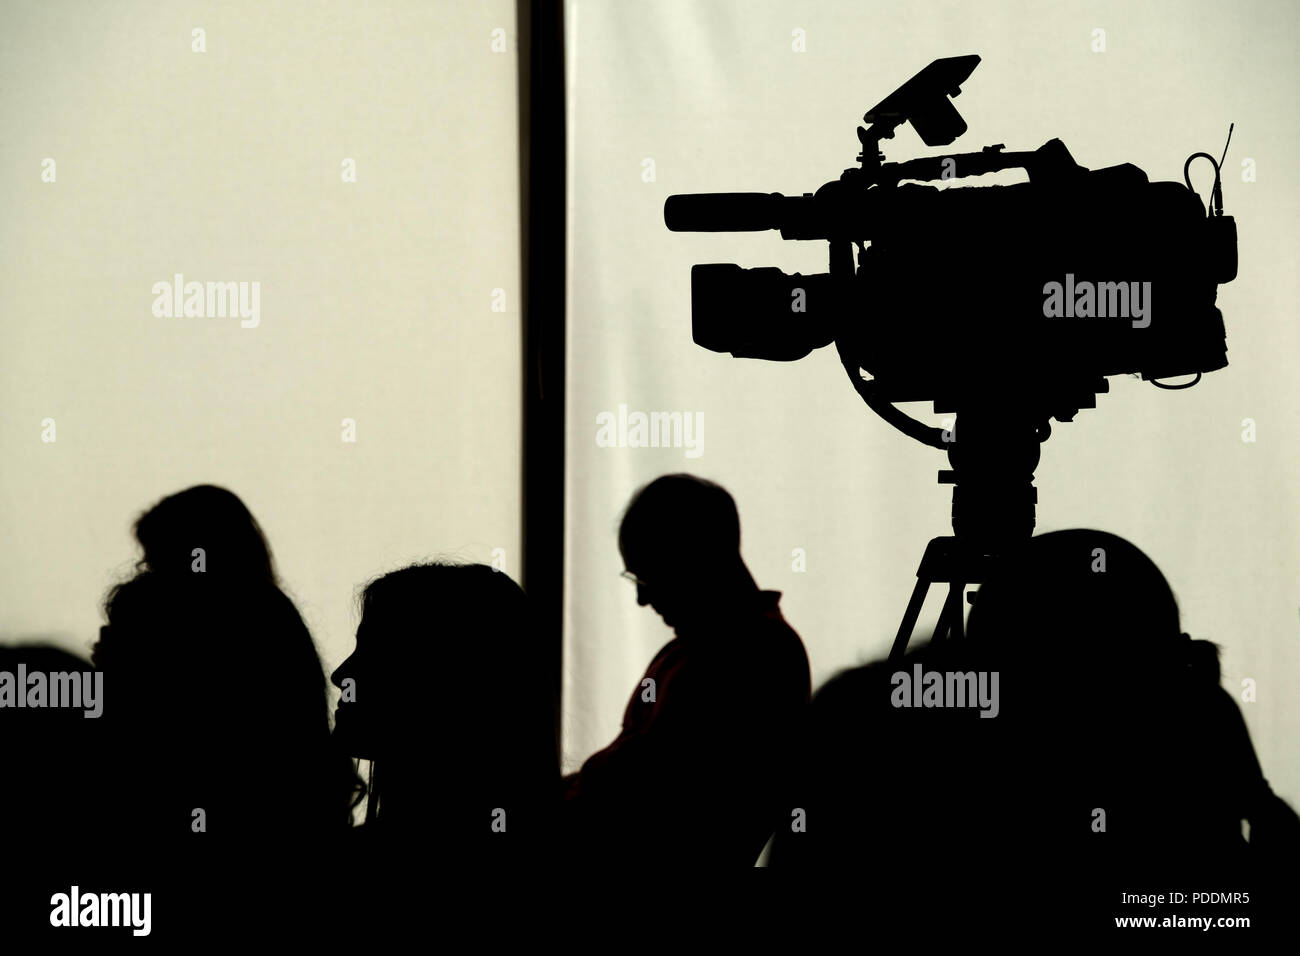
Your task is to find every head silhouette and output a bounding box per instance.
[133,485,275,580]
[618,474,753,630]
[968,528,1188,676]
[331,562,556,834]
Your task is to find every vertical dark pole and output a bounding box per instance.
[518,0,566,760]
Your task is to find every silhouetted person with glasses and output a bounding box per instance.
[563,474,811,866]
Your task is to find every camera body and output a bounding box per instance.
[665,56,1238,421]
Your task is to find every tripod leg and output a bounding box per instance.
[939,581,966,640]
[890,576,930,660]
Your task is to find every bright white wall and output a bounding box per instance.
[0,1,522,679]
[562,0,1300,817]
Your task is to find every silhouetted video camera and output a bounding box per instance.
[666,56,1242,644]
[665,55,1238,449]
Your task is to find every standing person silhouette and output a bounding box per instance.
[564,474,811,866]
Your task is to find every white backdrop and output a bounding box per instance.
[562,0,1300,823]
[0,1,523,681]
